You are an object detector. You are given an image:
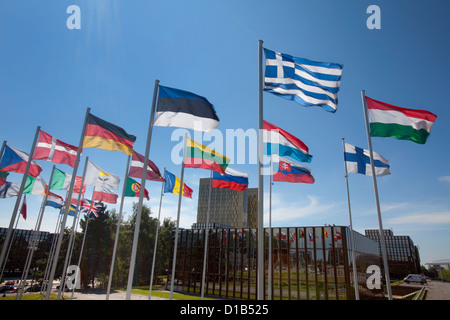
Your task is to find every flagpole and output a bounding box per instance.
[70,192,94,300]
[60,156,89,298]
[0,126,40,274]
[0,140,6,161]
[107,154,131,300]
[361,90,393,300]
[257,39,265,300]
[170,132,188,300]
[46,107,90,300]
[0,209,22,281]
[268,156,272,300]
[200,170,213,300]
[342,138,360,300]
[149,167,166,300]
[126,79,160,300]
[17,165,56,300]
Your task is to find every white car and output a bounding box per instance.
[403,274,426,285]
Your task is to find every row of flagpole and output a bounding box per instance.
[1,38,436,301]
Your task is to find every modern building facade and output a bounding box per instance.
[365,229,420,279]
[169,225,382,300]
[195,178,258,229]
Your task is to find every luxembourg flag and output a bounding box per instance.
[212,167,249,191]
[0,145,43,177]
[46,192,65,209]
[272,155,315,184]
[263,120,312,163]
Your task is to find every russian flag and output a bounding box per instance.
[212,167,248,191]
[272,155,314,184]
[263,120,312,163]
[0,145,43,177]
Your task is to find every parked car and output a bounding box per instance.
[0,285,17,293]
[403,274,427,285]
[25,284,41,292]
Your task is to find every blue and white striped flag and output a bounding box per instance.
[264,48,343,113]
[344,142,390,176]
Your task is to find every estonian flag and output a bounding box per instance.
[83,113,136,156]
[154,85,219,133]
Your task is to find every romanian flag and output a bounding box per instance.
[185,137,230,174]
[163,170,193,199]
[83,113,136,155]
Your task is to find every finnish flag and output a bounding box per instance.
[344,142,390,176]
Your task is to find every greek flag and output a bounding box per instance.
[264,48,343,113]
[344,142,390,176]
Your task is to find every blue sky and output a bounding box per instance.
[1,0,449,266]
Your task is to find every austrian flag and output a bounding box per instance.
[33,130,78,167]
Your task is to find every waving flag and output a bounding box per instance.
[212,167,248,191]
[20,195,27,220]
[185,137,230,174]
[80,199,102,217]
[366,96,437,144]
[46,192,65,209]
[0,172,9,186]
[272,155,314,184]
[128,151,164,182]
[0,182,20,198]
[154,85,219,133]
[83,113,136,155]
[343,142,390,176]
[264,48,343,113]
[84,160,120,190]
[0,145,42,177]
[60,205,77,217]
[93,186,118,204]
[164,170,193,199]
[23,175,47,195]
[263,120,312,163]
[33,130,78,167]
[124,177,149,200]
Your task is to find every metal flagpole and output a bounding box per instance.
[59,156,89,296]
[107,154,131,300]
[342,138,360,300]
[170,132,188,300]
[257,39,265,300]
[0,126,40,273]
[70,188,96,300]
[46,107,90,300]
[17,165,56,300]
[361,90,393,300]
[268,156,272,299]
[126,79,160,300]
[148,168,166,300]
[200,170,213,300]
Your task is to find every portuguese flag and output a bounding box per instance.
[83,113,136,155]
[184,137,230,174]
[124,177,149,200]
[366,96,437,144]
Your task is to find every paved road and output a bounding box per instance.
[69,290,169,300]
[424,280,450,300]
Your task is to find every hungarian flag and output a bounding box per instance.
[93,186,118,204]
[83,113,136,155]
[0,145,42,177]
[128,151,164,182]
[33,130,79,167]
[185,137,230,174]
[124,177,149,200]
[366,96,437,144]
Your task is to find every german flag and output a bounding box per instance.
[83,113,136,155]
